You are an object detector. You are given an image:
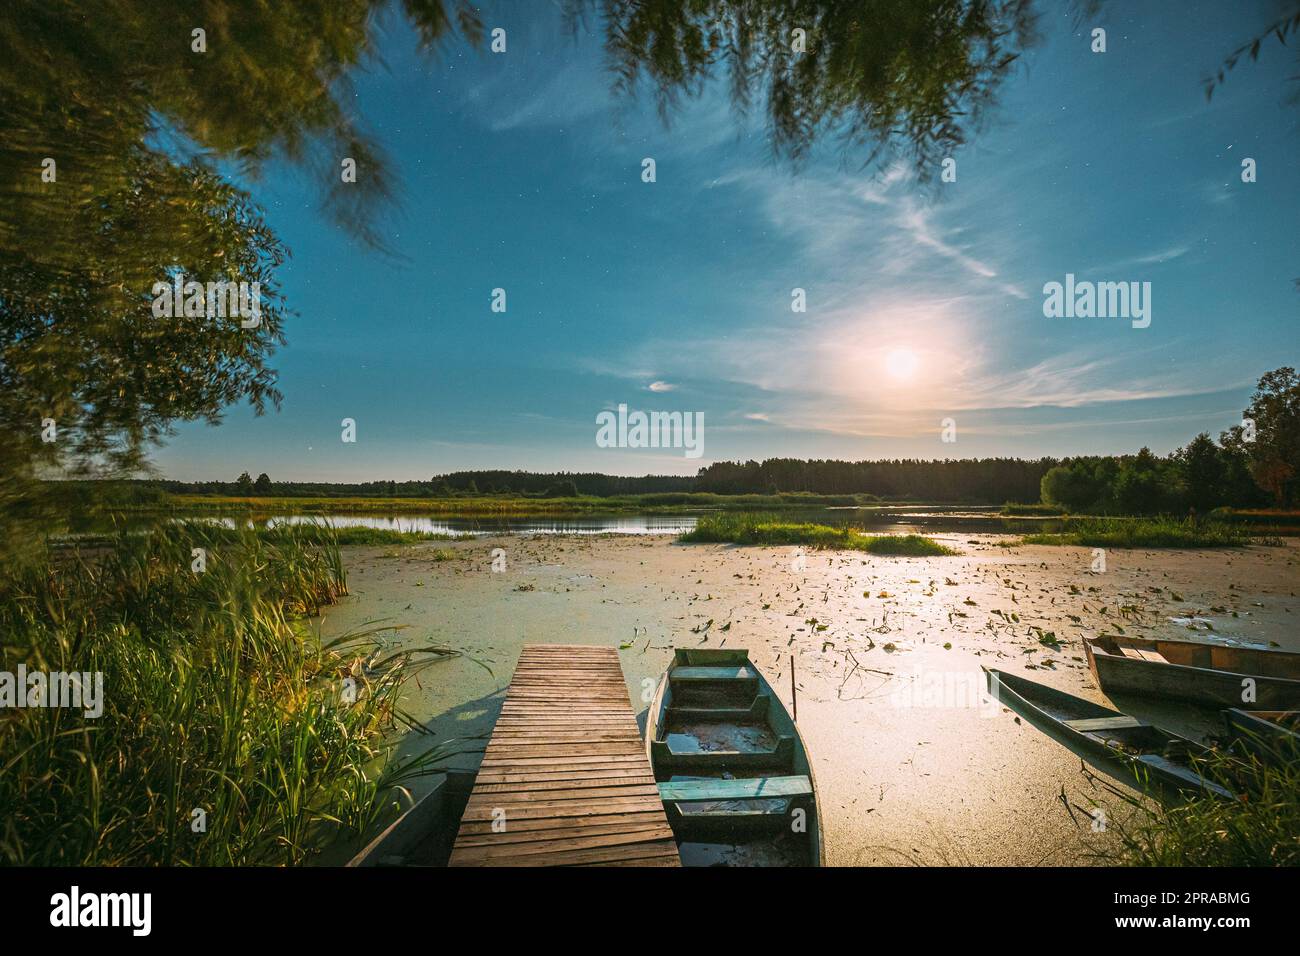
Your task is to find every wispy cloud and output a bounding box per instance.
[712,163,1028,299]
[482,60,616,132]
[1095,243,1194,272]
[581,299,1230,442]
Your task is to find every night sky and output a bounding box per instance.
[152,1,1300,480]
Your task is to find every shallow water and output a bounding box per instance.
[319,534,1300,865]
[267,513,700,535]
[241,506,1057,537]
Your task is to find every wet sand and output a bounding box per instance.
[318,534,1298,865]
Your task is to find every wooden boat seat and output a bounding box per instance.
[650,736,795,771]
[658,775,812,803]
[667,694,770,723]
[671,665,758,682]
[1118,646,1168,663]
[1063,716,1144,732]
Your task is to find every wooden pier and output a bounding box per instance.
[448,644,680,866]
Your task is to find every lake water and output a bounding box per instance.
[267,514,701,535]
[256,507,1061,537]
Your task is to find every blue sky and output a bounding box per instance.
[153,0,1300,481]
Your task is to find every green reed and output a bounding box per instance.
[0,522,456,865]
[681,512,956,555]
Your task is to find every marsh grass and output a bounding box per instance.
[263,524,469,546]
[681,512,956,556]
[1093,751,1300,866]
[141,491,882,517]
[1000,502,1064,516]
[0,522,458,865]
[1019,517,1253,548]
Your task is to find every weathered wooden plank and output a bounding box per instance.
[450,828,676,863]
[449,644,678,867]
[473,773,657,792]
[455,810,669,837]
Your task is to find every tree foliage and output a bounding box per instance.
[1225,367,1300,507]
[0,0,482,548]
[578,0,1038,171]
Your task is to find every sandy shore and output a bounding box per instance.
[318,533,1298,866]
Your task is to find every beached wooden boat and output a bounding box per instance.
[1084,634,1300,711]
[983,667,1235,800]
[1222,708,1300,765]
[646,649,823,866]
[347,770,475,866]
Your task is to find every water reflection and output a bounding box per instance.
[266,514,701,536]
[250,507,1059,537]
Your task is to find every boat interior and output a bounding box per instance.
[994,669,1195,757]
[348,770,475,867]
[649,650,818,866]
[987,668,1235,798]
[1091,634,1300,678]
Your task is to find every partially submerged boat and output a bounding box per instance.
[347,770,475,867]
[646,649,822,866]
[1084,634,1300,711]
[1222,708,1300,765]
[983,667,1235,800]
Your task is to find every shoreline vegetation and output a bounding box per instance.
[1095,750,1300,867]
[1018,517,1268,549]
[0,523,457,865]
[41,484,1300,528]
[85,489,889,516]
[680,513,958,555]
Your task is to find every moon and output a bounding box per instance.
[885,348,919,380]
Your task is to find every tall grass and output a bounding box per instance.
[259,524,469,546]
[138,491,882,517]
[1095,751,1300,866]
[999,502,1064,516]
[681,512,956,556]
[1019,517,1253,548]
[0,522,455,865]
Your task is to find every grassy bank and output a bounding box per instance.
[282,525,470,545]
[1100,752,1299,866]
[53,523,471,549]
[248,523,468,546]
[1019,517,1255,548]
[1000,502,1065,516]
[0,523,453,865]
[124,491,885,517]
[681,513,956,556]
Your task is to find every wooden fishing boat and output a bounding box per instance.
[347,770,475,866]
[983,667,1235,800]
[645,649,823,866]
[1084,634,1300,711]
[1222,708,1300,765]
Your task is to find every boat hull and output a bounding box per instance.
[1223,708,1300,765]
[347,770,476,867]
[984,667,1232,801]
[646,649,823,866]
[1085,637,1300,711]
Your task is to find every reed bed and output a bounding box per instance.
[0,522,456,866]
[681,512,956,556]
[140,491,882,517]
[1018,517,1254,548]
[1095,751,1300,866]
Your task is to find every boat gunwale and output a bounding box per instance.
[645,648,824,865]
[1084,635,1300,709]
[982,666,1232,801]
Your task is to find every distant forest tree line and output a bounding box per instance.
[84,368,1300,513]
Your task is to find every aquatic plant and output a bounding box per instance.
[1093,751,1300,867]
[1019,517,1253,548]
[681,512,956,556]
[0,522,457,865]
